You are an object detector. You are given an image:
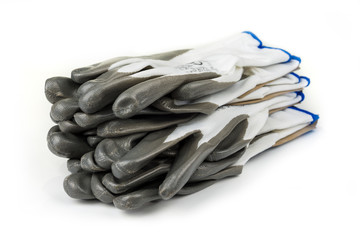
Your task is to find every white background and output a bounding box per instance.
[1,0,359,239]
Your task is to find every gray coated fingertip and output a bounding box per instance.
[112,95,139,119]
[50,98,79,122]
[80,151,106,173]
[111,161,132,180]
[71,67,91,83]
[48,131,93,158]
[113,188,160,210]
[45,77,79,103]
[158,182,176,200]
[113,194,143,210]
[87,136,103,147]
[91,174,115,203]
[67,159,82,173]
[63,172,95,200]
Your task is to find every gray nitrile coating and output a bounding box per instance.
[113,187,160,210]
[91,174,115,203]
[82,128,97,136]
[97,114,195,138]
[190,153,240,182]
[76,68,133,97]
[112,165,243,210]
[112,72,219,118]
[74,107,117,128]
[208,119,249,161]
[94,132,146,169]
[177,180,216,195]
[111,127,193,180]
[171,79,236,101]
[76,49,191,112]
[44,38,312,211]
[50,98,79,122]
[103,163,170,194]
[80,151,106,173]
[180,166,243,194]
[71,56,128,83]
[47,130,93,158]
[71,49,189,83]
[158,144,179,158]
[45,77,79,103]
[58,120,93,134]
[87,136,103,147]
[152,97,218,115]
[199,165,243,181]
[78,74,154,114]
[159,115,247,200]
[67,159,82,173]
[63,172,95,200]
[47,125,66,157]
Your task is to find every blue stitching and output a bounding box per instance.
[300,76,311,87]
[242,31,263,46]
[242,31,298,63]
[290,55,301,63]
[289,72,301,83]
[296,91,305,102]
[289,106,320,124]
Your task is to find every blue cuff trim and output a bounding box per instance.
[296,91,305,102]
[289,72,301,83]
[242,31,297,63]
[289,106,320,124]
[242,31,262,46]
[290,55,302,63]
[300,76,311,87]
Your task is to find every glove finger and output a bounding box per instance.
[58,120,94,134]
[113,166,241,210]
[80,151,106,173]
[67,159,82,173]
[113,187,160,210]
[78,65,197,114]
[109,49,190,70]
[45,77,79,103]
[208,119,249,161]
[97,113,195,138]
[91,173,115,204]
[112,71,219,118]
[71,56,129,83]
[197,165,243,181]
[74,107,116,128]
[111,126,195,180]
[103,162,170,194]
[50,98,79,122]
[72,49,189,84]
[78,74,155,113]
[171,68,243,101]
[76,67,136,97]
[87,136,103,147]
[152,97,217,114]
[94,132,146,169]
[157,144,179,158]
[158,110,248,200]
[190,150,242,182]
[111,58,177,74]
[82,128,97,135]
[47,131,93,158]
[63,172,95,199]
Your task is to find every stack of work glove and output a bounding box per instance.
[45,31,319,210]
